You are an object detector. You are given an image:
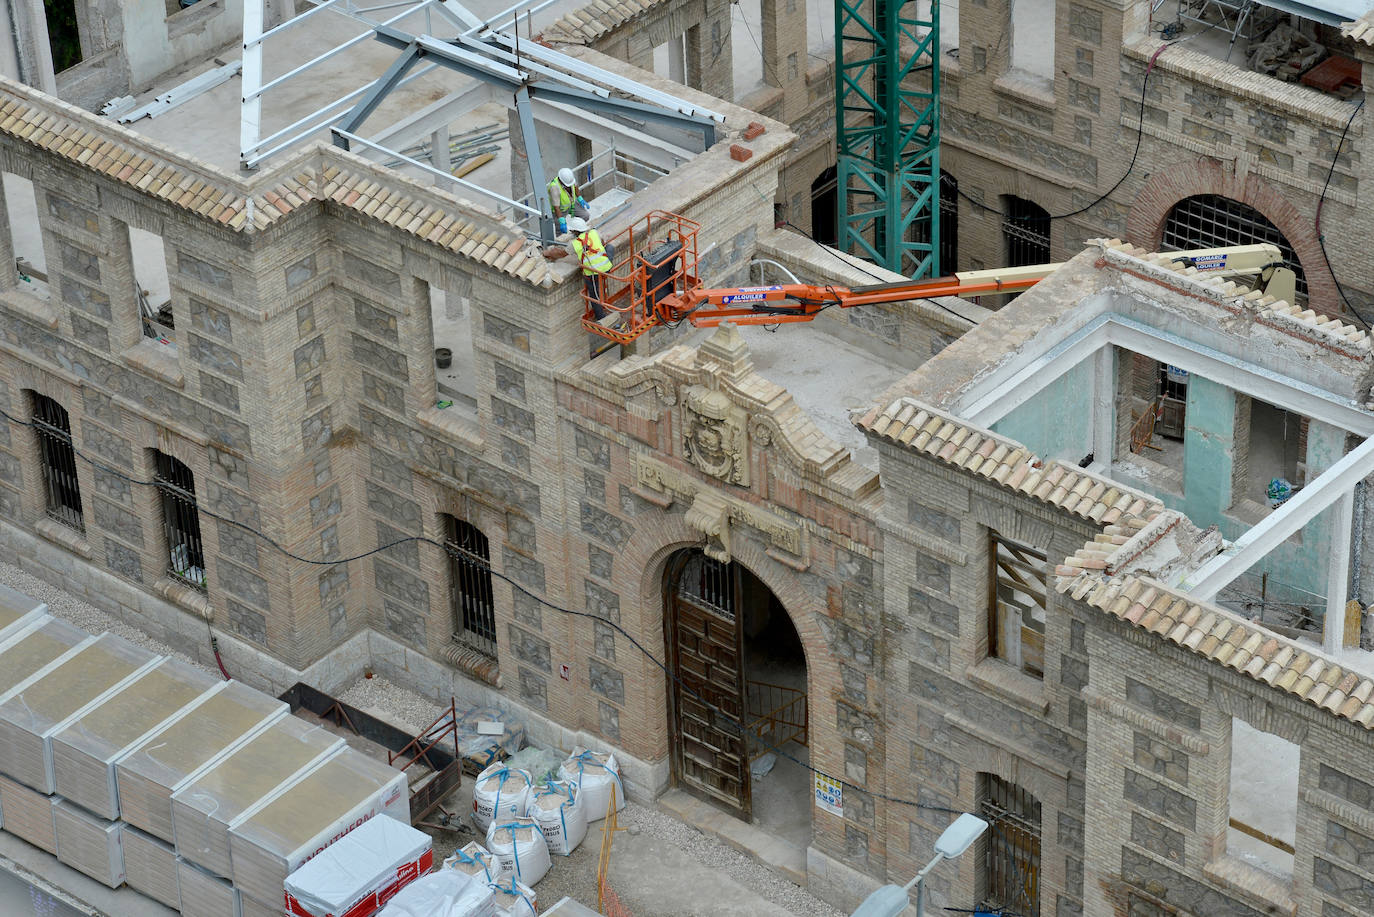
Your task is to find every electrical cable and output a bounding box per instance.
[0,404,975,821]
[1314,98,1369,330]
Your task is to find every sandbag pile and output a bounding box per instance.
[558,748,624,822]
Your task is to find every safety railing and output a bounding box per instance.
[744,680,808,760]
[505,144,669,236]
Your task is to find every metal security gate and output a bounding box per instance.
[1161,193,1306,297]
[666,550,751,820]
[154,452,206,592]
[31,394,83,532]
[445,515,496,657]
[1003,197,1051,268]
[980,774,1042,917]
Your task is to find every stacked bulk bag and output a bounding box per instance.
[488,877,537,917]
[470,765,532,833]
[558,749,624,822]
[529,781,586,856]
[377,868,496,917]
[485,817,550,886]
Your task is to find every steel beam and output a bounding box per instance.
[528,84,716,147]
[241,0,265,170]
[1181,433,1374,600]
[334,43,423,148]
[529,98,692,171]
[515,86,556,245]
[1325,490,1355,653]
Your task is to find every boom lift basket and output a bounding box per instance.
[580,211,700,344]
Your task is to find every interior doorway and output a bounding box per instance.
[664,549,811,846]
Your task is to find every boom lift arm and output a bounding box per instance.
[580,215,1294,344]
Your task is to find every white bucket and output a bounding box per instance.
[471,765,533,834]
[485,817,551,887]
[558,748,624,822]
[529,781,587,856]
[488,878,537,917]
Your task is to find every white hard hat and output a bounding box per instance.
[558,167,576,187]
[566,216,589,233]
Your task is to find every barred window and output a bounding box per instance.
[31,393,83,532]
[154,452,205,591]
[978,773,1042,916]
[1003,196,1050,268]
[1161,194,1305,298]
[444,515,495,657]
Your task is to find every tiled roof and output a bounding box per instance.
[1056,537,1374,729]
[1099,239,1369,354]
[0,84,550,285]
[855,399,1163,526]
[543,0,660,43]
[1343,13,1374,46]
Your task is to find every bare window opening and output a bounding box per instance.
[5,174,47,297]
[44,0,82,72]
[1228,718,1297,880]
[1161,194,1306,299]
[989,531,1047,678]
[978,773,1042,916]
[430,285,476,415]
[444,515,495,658]
[30,392,83,532]
[652,36,687,83]
[810,166,837,246]
[1241,397,1308,507]
[730,0,768,100]
[1002,196,1050,268]
[154,451,205,592]
[128,227,175,347]
[1010,0,1054,82]
[165,0,203,17]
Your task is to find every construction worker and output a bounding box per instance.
[568,217,614,319]
[547,168,589,234]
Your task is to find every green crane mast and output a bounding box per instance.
[835,0,941,277]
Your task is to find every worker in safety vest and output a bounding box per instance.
[547,168,589,235]
[568,216,615,319]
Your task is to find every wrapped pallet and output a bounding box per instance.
[378,869,496,917]
[177,856,241,917]
[0,584,46,641]
[0,773,58,853]
[444,841,496,884]
[0,616,92,702]
[228,748,409,907]
[529,781,586,856]
[52,798,125,888]
[0,632,161,794]
[172,714,344,877]
[557,749,623,822]
[284,814,432,917]
[123,824,181,909]
[117,680,288,843]
[471,764,532,833]
[52,657,221,819]
[485,818,550,887]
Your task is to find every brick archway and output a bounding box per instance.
[1126,158,1335,309]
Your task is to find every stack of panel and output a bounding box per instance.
[116,680,287,843]
[122,825,181,908]
[0,633,160,794]
[171,714,344,878]
[52,657,222,819]
[229,750,410,908]
[0,615,92,703]
[177,857,240,917]
[0,583,47,639]
[0,772,60,853]
[53,798,125,887]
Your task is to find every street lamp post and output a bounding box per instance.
[850,812,990,917]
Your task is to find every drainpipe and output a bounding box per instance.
[1352,479,1365,602]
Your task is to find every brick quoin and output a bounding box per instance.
[1126,157,1339,313]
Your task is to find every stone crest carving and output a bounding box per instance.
[682,385,749,486]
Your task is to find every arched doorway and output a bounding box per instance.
[1161,193,1306,298]
[664,549,811,843]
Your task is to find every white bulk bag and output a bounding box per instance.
[488,878,537,917]
[471,765,533,834]
[529,781,587,856]
[485,817,550,887]
[558,748,624,822]
[377,869,496,917]
[443,841,496,884]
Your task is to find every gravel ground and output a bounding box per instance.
[0,565,844,917]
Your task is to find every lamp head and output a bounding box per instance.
[934,813,990,859]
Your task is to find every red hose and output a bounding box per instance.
[210,634,232,681]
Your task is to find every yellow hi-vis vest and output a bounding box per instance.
[573,229,612,276]
[547,178,577,214]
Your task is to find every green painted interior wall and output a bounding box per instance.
[991,358,1094,465]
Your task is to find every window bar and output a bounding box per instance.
[32,395,83,532]
[155,454,206,592]
[447,517,496,657]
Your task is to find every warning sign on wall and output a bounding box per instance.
[814,774,843,816]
